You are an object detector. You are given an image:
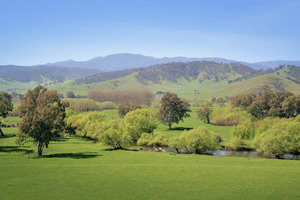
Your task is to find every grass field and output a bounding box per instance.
[0,128,299,200]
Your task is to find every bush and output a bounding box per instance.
[118,103,141,118]
[101,101,116,110]
[99,119,131,149]
[63,98,102,112]
[227,122,255,149]
[210,107,253,126]
[253,118,300,157]
[8,105,20,117]
[120,109,158,142]
[169,127,220,154]
[137,132,168,147]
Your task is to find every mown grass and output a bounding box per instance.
[0,128,299,200]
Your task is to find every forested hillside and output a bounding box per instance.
[76,61,257,85]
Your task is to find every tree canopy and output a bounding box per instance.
[158,93,191,130]
[231,85,300,118]
[0,92,13,136]
[17,86,66,156]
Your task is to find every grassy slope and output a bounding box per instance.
[47,71,300,101]
[0,128,299,200]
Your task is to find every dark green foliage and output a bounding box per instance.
[158,93,191,130]
[75,61,257,85]
[76,68,143,84]
[118,103,141,118]
[216,97,225,107]
[17,85,66,156]
[136,61,256,84]
[67,91,76,98]
[0,92,13,136]
[196,106,212,123]
[231,85,300,118]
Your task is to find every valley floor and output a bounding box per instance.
[0,128,299,200]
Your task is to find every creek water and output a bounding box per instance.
[166,148,300,160]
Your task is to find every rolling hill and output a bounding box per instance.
[47,61,300,100]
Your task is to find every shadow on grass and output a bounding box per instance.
[0,146,34,154]
[104,148,138,152]
[38,152,102,159]
[0,134,16,138]
[171,127,193,131]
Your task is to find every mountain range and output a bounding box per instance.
[44,53,300,71]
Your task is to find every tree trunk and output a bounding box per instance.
[0,128,4,137]
[168,123,172,130]
[207,117,210,124]
[38,142,44,156]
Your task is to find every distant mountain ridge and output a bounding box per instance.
[44,53,300,71]
[0,65,101,82]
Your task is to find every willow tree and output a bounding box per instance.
[17,86,66,156]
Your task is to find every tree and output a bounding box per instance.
[0,92,13,137]
[120,109,157,142]
[158,93,191,130]
[66,91,76,98]
[118,103,141,118]
[216,97,225,107]
[196,106,212,124]
[17,86,66,156]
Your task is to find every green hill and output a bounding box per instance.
[47,62,300,100]
[3,61,300,100]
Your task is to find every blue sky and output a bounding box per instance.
[1,0,300,65]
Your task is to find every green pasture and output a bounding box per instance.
[0,128,299,200]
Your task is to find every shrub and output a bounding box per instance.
[210,107,253,126]
[120,109,158,142]
[169,127,220,154]
[253,118,300,157]
[62,98,102,112]
[99,119,131,149]
[137,132,168,147]
[101,101,116,110]
[118,103,141,118]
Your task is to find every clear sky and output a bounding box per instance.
[1,0,300,65]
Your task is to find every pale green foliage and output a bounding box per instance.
[120,109,158,142]
[210,107,253,126]
[228,122,255,149]
[67,111,131,149]
[100,119,131,149]
[169,127,220,154]
[254,118,300,157]
[230,122,255,140]
[101,101,116,110]
[63,98,102,112]
[137,132,168,147]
